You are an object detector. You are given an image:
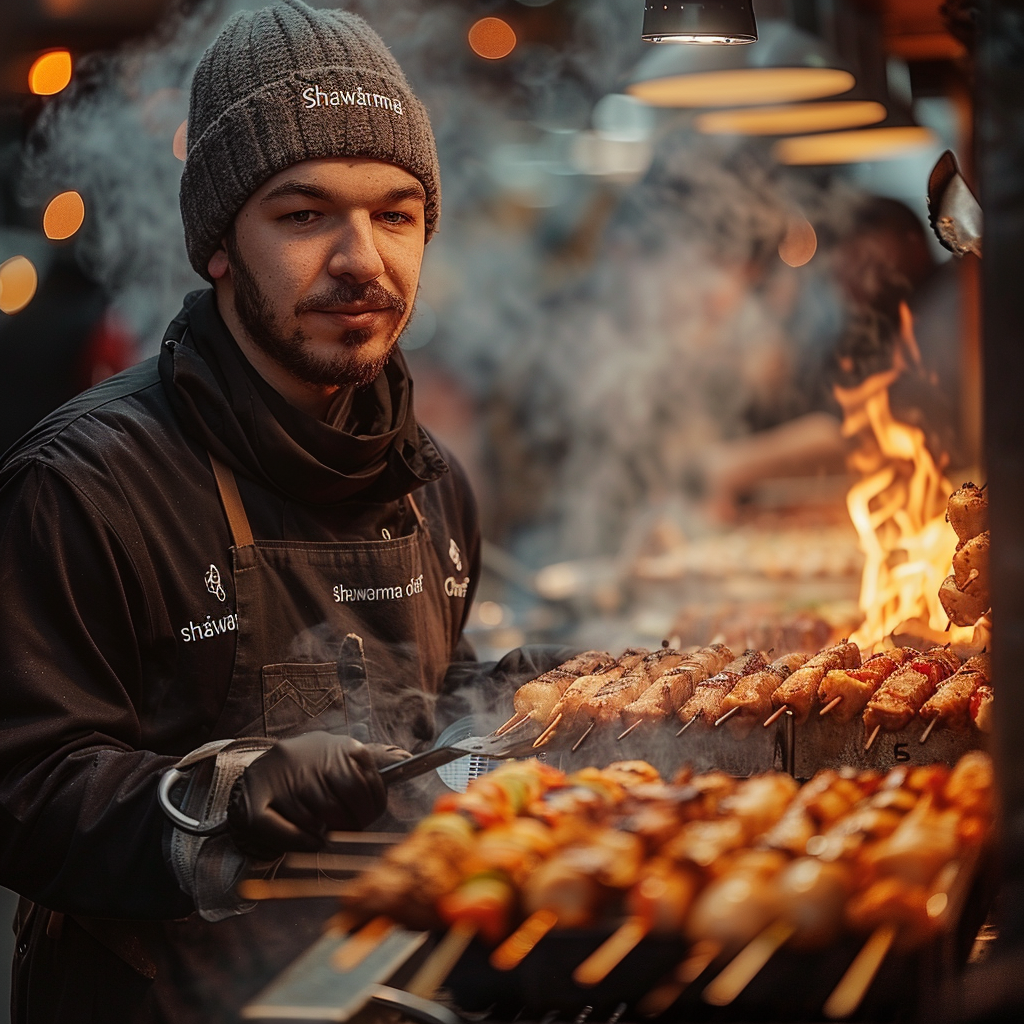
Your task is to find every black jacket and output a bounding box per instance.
[0,291,480,914]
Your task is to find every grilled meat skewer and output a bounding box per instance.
[544,648,649,727]
[919,653,991,731]
[508,651,615,729]
[677,650,768,730]
[817,649,913,724]
[578,648,688,727]
[863,647,961,735]
[768,641,861,724]
[621,644,734,726]
[716,653,810,733]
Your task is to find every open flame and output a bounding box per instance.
[836,303,969,651]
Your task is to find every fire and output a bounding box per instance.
[836,303,970,651]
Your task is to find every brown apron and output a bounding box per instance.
[14,456,458,1024]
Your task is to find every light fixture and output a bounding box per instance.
[642,1,757,45]
[629,20,854,107]
[773,125,936,165]
[696,99,886,136]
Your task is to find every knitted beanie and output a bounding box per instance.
[180,0,440,280]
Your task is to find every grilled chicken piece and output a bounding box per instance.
[863,667,936,734]
[717,652,810,731]
[511,651,615,724]
[953,531,990,591]
[940,571,990,626]
[579,648,687,725]
[676,650,767,727]
[919,652,989,730]
[545,649,648,725]
[621,644,733,724]
[946,482,988,544]
[970,684,993,733]
[769,641,861,723]
[817,648,913,723]
[907,647,961,686]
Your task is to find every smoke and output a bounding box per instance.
[19,0,879,563]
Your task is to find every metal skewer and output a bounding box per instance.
[919,716,939,743]
[714,706,741,727]
[864,724,881,751]
[763,705,788,727]
[617,720,643,741]
[822,923,897,1019]
[533,713,562,748]
[490,909,559,970]
[702,920,795,1006]
[332,916,395,972]
[572,721,596,752]
[820,696,843,716]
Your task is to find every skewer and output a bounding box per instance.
[533,713,562,748]
[498,715,531,739]
[332,916,395,972]
[572,721,596,752]
[405,920,478,999]
[675,715,698,737]
[763,705,788,727]
[714,706,741,727]
[919,716,939,744]
[493,712,525,737]
[617,720,643,741]
[324,911,358,936]
[490,909,559,970]
[702,920,795,1006]
[864,724,881,751]
[822,924,897,1019]
[820,696,843,716]
[572,916,648,987]
[636,941,722,1016]
[238,878,352,900]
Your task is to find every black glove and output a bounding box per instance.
[227,732,402,860]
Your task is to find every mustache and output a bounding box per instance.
[294,280,407,315]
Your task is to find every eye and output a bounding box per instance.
[379,210,411,225]
[287,210,319,224]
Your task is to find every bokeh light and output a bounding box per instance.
[0,257,39,315]
[468,17,517,60]
[477,601,506,627]
[628,68,854,108]
[778,218,817,267]
[173,120,188,161]
[29,50,73,96]
[43,190,86,240]
[696,100,886,137]
[774,126,935,165]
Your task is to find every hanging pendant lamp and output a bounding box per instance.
[641,1,758,45]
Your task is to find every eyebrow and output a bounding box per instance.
[259,179,426,207]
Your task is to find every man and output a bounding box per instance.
[0,2,489,1020]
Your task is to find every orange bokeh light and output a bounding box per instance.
[0,256,39,315]
[468,17,517,60]
[29,50,73,96]
[43,190,86,240]
[778,218,817,267]
[173,121,188,161]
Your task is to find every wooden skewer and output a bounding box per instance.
[533,713,562,748]
[702,920,795,1006]
[714,706,741,727]
[676,715,698,737]
[332,916,395,972]
[617,720,643,741]
[919,716,938,744]
[864,724,881,751]
[493,712,524,737]
[502,715,532,737]
[820,696,843,716]
[490,909,559,970]
[405,920,478,999]
[572,721,596,752]
[763,705,788,727]
[238,878,352,900]
[822,924,897,1019]
[636,940,722,1016]
[572,917,649,987]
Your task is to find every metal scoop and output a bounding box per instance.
[927,150,982,258]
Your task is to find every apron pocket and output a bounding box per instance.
[261,662,346,738]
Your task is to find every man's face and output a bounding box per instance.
[211,157,426,393]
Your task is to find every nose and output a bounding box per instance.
[327,212,386,284]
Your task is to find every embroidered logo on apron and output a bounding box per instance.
[205,563,227,602]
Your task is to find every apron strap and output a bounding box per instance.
[208,455,255,549]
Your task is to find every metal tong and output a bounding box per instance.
[380,731,538,786]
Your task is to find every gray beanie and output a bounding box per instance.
[180,0,440,280]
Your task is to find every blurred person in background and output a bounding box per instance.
[0,3,557,1021]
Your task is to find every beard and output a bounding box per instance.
[226,237,407,390]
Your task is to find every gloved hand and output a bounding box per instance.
[227,732,404,860]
